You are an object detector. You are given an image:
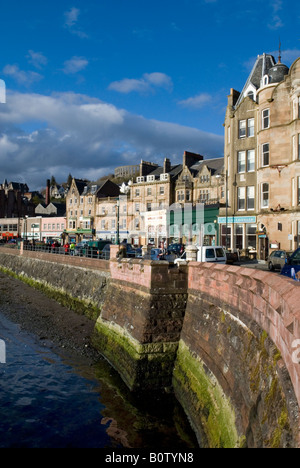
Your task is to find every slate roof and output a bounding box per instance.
[190,157,224,177]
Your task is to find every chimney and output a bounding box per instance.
[183,151,204,168]
[163,158,171,174]
[46,179,50,206]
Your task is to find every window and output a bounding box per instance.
[135,189,140,197]
[147,188,152,196]
[111,220,116,229]
[122,219,127,229]
[238,151,246,173]
[238,120,246,138]
[147,203,152,212]
[147,175,155,182]
[177,191,184,201]
[247,186,255,210]
[237,187,245,210]
[247,150,255,172]
[248,118,254,137]
[262,143,270,167]
[261,183,269,208]
[186,190,191,201]
[262,109,270,129]
[160,186,165,195]
[246,224,256,249]
[101,220,106,229]
[227,126,231,144]
[234,224,243,250]
[135,203,140,212]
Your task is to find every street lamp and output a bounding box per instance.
[216,170,228,249]
[116,199,120,245]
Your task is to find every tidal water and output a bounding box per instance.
[0,310,197,449]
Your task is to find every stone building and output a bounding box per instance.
[65,178,120,242]
[128,152,224,246]
[0,180,34,221]
[221,52,300,260]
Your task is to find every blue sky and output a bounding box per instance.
[0,0,299,190]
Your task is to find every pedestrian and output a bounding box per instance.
[70,241,75,256]
[117,244,127,260]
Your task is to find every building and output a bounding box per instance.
[65,178,120,242]
[128,152,224,246]
[114,164,140,180]
[0,180,35,220]
[221,52,300,260]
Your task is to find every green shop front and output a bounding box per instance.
[168,204,220,246]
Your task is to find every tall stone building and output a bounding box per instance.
[221,52,300,260]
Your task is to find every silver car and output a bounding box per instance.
[268,250,290,271]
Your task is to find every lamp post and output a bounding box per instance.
[116,199,120,245]
[216,170,228,249]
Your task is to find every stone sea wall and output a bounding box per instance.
[0,248,109,320]
[173,263,300,448]
[0,248,299,448]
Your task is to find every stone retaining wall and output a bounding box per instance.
[173,263,300,448]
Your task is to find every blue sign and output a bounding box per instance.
[218,216,256,224]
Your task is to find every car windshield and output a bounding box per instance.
[216,248,225,258]
[205,249,215,259]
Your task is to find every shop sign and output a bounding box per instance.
[218,216,256,224]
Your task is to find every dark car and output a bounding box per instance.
[167,243,185,257]
[281,248,300,280]
[100,243,111,260]
[268,250,290,271]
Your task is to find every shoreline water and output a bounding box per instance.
[0,271,198,449]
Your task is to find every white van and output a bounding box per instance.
[197,246,227,263]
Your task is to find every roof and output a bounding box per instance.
[147,164,183,179]
[190,157,224,176]
[234,53,289,109]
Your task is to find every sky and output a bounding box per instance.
[0,0,299,191]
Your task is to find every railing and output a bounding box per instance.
[0,242,142,261]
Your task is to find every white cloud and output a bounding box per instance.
[63,7,88,39]
[178,93,212,109]
[27,50,48,69]
[268,0,284,29]
[64,7,80,28]
[0,91,223,190]
[3,65,43,86]
[108,72,173,94]
[63,56,89,74]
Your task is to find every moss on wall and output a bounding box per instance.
[93,317,179,393]
[173,340,243,448]
[0,265,100,321]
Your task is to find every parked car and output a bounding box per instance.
[167,243,185,256]
[281,248,300,279]
[197,246,227,263]
[85,240,112,258]
[100,243,111,260]
[268,250,290,271]
[150,248,163,260]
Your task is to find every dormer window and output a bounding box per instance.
[160,173,169,181]
[136,176,144,183]
[263,75,269,86]
[147,175,155,182]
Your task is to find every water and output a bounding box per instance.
[0,311,197,449]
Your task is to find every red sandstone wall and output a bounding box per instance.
[188,262,300,412]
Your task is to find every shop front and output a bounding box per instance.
[218,216,257,258]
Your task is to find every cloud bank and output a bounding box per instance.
[0,91,224,190]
